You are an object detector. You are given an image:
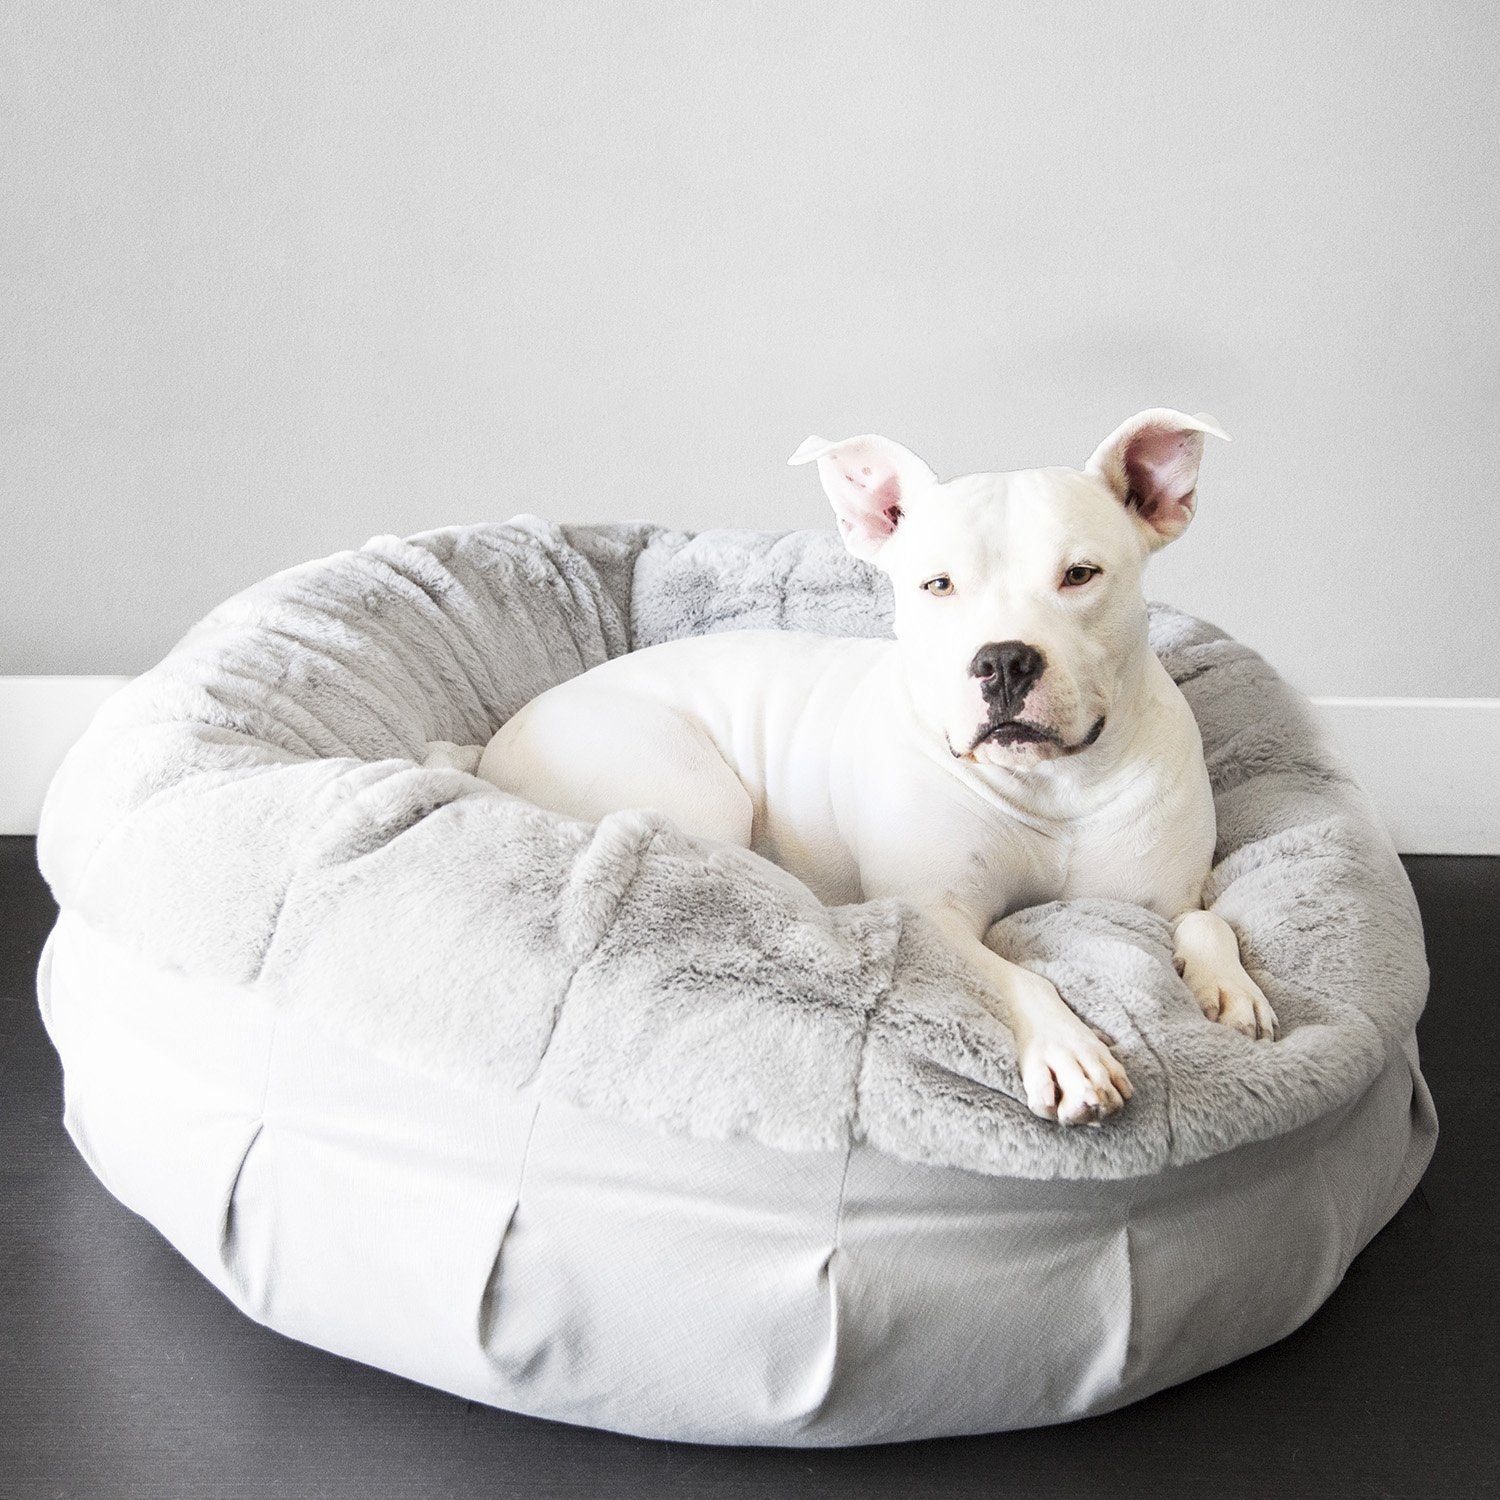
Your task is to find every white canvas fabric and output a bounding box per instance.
[34,519,1437,1442]
[40,910,1434,1445]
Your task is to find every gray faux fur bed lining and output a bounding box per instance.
[37,519,1428,1179]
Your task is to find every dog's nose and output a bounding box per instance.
[969,641,1045,707]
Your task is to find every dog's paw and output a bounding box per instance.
[1018,1024,1132,1127]
[1177,953,1279,1041]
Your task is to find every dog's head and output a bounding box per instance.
[790,409,1227,767]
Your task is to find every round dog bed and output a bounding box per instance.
[37,518,1435,1446]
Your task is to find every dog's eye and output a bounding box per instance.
[1062,564,1101,588]
[921,575,955,597]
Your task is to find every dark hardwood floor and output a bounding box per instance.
[2,836,1496,1499]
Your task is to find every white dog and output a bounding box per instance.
[476,409,1277,1126]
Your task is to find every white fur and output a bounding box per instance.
[477,411,1276,1126]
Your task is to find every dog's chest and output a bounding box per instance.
[1053,774,1215,917]
[891,750,1208,921]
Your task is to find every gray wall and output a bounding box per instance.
[4,1,1497,695]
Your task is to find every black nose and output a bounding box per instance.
[969,640,1045,708]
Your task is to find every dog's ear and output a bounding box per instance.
[788,434,937,561]
[1085,410,1229,550]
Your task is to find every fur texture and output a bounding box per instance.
[37,519,1429,1179]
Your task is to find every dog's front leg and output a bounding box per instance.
[927,907,1132,1125]
[1172,908,1278,1041]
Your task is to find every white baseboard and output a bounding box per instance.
[1,676,1496,854]
[1,677,133,836]
[1309,698,1499,856]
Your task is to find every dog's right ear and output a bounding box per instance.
[788,434,937,561]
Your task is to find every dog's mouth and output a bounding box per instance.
[979,720,1060,748]
[958,715,1106,760]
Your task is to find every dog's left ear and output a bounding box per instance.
[1085,409,1230,550]
[789,434,936,562]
